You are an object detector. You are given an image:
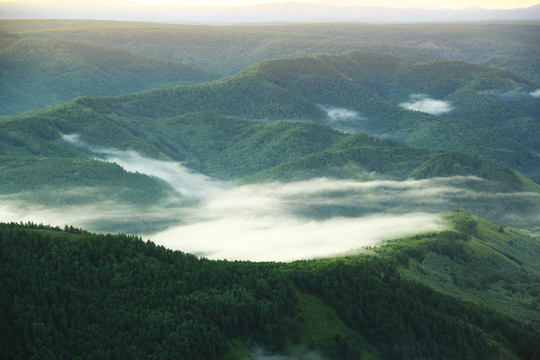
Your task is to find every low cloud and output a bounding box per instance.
[2,137,537,262]
[0,194,189,234]
[399,94,453,115]
[96,148,225,200]
[145,176,539,261]
[149,212,443,262]
[530,89,540,98]
[321,106,365,123]
[2,175,539,261]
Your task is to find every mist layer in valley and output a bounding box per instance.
[1,139,538,261]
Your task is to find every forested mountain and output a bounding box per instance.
[1,212,539,359]
[1,20,538,80]
[2,45,539,233]
[0,31,218,115]
[2,107,533,189]
[11,50,535,181]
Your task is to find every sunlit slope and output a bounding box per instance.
[2,221,539,359]
[0,20,440,75]
[0,32,218,115]
[377,210,540,329]
[64,51,539,181]
[246,138,526,189]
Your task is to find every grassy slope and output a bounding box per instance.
[0,32,218,115]
[226,290,382,359]
[377,211,540,329]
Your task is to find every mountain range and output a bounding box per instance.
[17,50,536,181]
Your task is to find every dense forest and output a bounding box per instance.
[3,48,538,180]
[1,211,539,359]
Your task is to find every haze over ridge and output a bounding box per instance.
[1,0,539,23]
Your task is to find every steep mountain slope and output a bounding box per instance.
[0,32,218,115]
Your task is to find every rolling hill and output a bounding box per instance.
[0,106,531,189]
[29,51,538,182]
[482,55,540,86]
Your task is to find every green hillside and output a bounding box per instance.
[1,23,537,178]
[1,218,538,359]
[1,50,538,232]
[0,156,171,206]
[0,107,531,190]
[378,211,540,329]
[0,33,218,115]
[0,20,441,75]
[46,51,538,182]
[1,19,539,360]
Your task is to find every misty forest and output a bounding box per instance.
[1,9,540,360]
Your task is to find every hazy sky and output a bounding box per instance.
[0,0,537,8]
